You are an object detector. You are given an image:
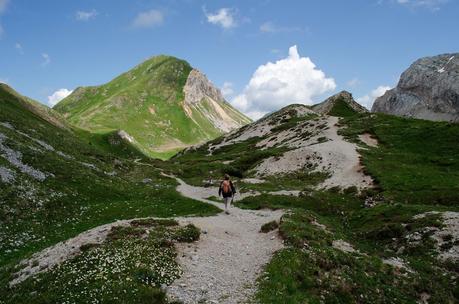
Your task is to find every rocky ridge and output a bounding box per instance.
[372,53,459,122]
[312,90,368,115]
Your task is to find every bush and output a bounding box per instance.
[260,220,279,233]
[174,224,200,242]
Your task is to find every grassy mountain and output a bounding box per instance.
[0,84,218,302]
[54,55,251,159]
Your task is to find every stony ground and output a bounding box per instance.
[9,176,284,304]
[167,177,284,304]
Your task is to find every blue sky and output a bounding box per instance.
[0,0,458,118]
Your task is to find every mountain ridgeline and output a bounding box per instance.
[54,55,251,159]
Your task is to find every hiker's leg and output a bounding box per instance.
[223,197,228,210]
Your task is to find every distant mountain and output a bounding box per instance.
[54,55,251,159]
[372,53,459,122]
[312,90,368,116]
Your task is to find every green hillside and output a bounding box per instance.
[54,55,251,159]
[174,107,459,303]
[0,84,218,302]
[2,83,458,303]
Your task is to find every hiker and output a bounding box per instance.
[219,174,236,214]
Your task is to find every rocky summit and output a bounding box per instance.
[54,55,251,159]
[312,90,368,116]
[372,53,459,122]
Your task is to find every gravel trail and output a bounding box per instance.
[167,177,284,304]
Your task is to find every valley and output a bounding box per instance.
[1,55,459,304]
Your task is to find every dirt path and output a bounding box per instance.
[316,116,373,189]
[167,177,284,304]
[10,177,284,304]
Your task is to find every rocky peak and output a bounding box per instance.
[372,53,459,122]
[183,69,225,105]
[312,90,368,115]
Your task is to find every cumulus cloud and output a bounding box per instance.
[231,45,336,120]
[132,9,164,28]
[41,53,50,66]
[356,85,391,109]
[204,8,237,29]
[76,9,98,21]
[259,21,302,33]
[221,82,234,98]
[47,89,73,107]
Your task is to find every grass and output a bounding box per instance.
[2,220,199,303]
[231,111,459,303]
[328,97,361,117]
[339,113,459,206]
[53,55,251,159]
[3,81,459,303]
[260,220,279,233]
[0,85,219,300]
[170,109,321,186]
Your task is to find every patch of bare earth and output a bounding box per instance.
[358,133,379,148]
[253,116,373,190]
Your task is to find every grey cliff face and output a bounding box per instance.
[183,69,226,105]
[372,53,459,122]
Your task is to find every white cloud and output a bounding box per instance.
[15,42,23,54]
[0,0,8,13]
[47,88,73,107]
[76,9,98,21]
[231,45,336,120]
[221,82,234,98]
[346,78,360,87]
[0,78,8,84]
[205,8,237,29]
[0,0,7,38]
[259,21,302,33]
[41,53,50,66]
[396,0,449,10]
[132,9,164,28]
[356,85,391,109]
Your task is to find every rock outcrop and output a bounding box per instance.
[53,56,251,159]
[372,53,459,122]
[312,90,368,115]
[182,69,252,133]
[183,69,225,105]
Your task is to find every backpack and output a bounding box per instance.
[221,180,232,195]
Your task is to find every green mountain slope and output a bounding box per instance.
[54,55,251,159]
[0,84,218,301]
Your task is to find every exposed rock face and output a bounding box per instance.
[182,69,251,133]
[312,90,368,115]
[372,53,459,122]
[183,69,225,105]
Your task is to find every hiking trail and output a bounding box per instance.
[166,176,284,304]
